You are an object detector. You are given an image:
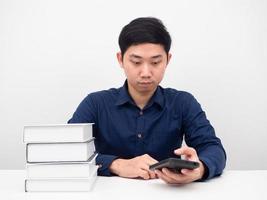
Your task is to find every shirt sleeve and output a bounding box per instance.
[68,94,118,176]
[181,93,227,180]
[96,154,119,176]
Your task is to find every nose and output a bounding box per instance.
[140,64,152,78]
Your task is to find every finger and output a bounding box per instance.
[156,169,179,184]
[161,168,184,179]
[140,163,157,179]
[148,170,157,179]
[180,168,193,175]
[146,167,157,179]
[161,168,194,184]
[174,146,196,156]
[181,162,204,180]
[147,162,158,179]
[155,170,174,184]
[138,169,150,180]
[174,147,198,161]
[157,168,180,183]
[140,154,158,177]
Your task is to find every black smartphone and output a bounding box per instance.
[149,158,200,173]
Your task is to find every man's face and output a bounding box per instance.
[117,43,171,95]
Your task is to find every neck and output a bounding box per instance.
[127,83,157,110]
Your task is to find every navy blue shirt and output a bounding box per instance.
[68,81,226,180]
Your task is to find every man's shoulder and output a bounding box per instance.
[162,87,194,100]
[162,87,199,110]
[84,87,120,101]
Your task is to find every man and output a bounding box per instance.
[68,17,226,184]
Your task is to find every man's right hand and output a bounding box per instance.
[109,154,158,180]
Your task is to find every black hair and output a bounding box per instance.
[118,17,172,57]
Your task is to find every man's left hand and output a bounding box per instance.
[155,146,205,184]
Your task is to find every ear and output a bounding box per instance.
[166,53,172,65]
[117,52,123,68]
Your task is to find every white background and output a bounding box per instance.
[0,0,266,169]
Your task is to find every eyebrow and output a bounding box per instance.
[129,54,142,59]
[151,55,163,59]
[129,54,163,59]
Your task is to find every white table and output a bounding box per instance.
[0,170,266,200]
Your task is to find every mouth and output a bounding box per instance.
[138,82,153,85]
[137,82,153,88]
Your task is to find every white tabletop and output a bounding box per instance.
[0,170,266,200]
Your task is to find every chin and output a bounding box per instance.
[137,86,156,93]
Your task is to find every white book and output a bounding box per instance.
[27,140,95,163]
[25,166,98,192]
[23,123,94,143]
[26,154,98,179]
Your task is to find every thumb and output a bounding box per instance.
[174,146,187,155]
[174,146,197,157]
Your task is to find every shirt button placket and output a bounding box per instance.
[136,109,145,155]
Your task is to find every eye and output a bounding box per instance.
[151,60,161,66]
[131,60,141,65]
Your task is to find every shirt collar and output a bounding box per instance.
[149,85,164,109]
[115,80,165,110]
[115,80,134,106]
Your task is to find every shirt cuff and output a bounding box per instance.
[96,154,119,176]
[198,156,216,181]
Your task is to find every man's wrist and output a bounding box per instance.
[198,161,206,180]
[109,158,123,176]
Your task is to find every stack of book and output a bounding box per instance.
[23,123,98,192]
